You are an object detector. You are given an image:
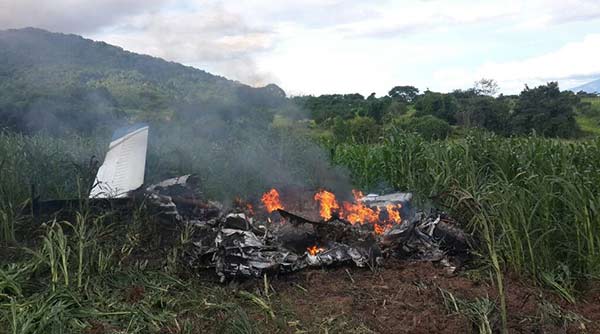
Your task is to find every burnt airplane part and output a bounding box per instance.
[29,125,472,280]
[179,186,470,280]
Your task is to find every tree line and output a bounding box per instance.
[293,80,593,143]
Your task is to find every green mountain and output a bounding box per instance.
[0,27,286,134]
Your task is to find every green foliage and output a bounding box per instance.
[292,94,366,124]
[388,85,420,103]
[361,94,392,122]
[511,82,580,138]
[473,78,499,96]
[453,94,511,134]
[386,115,451,140]
[332,116,380,144]
[383,100,409,119]
[439,289,497,334]
[0,28,286,135]
[575,96,600,136]
[332,132,600,296]
[414,91,459,124]
[0,201,370,333]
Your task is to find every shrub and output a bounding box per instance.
[332,116,380,144]
[387,115,451,140]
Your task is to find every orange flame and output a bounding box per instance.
[342,190,380,224]
[307,245,325,256]
[373,224,385,235]
[385,203,402,223]
[261,188,283,213]
[314,190,340,220]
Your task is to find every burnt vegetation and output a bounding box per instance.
[1,28,600,333]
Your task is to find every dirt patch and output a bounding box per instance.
[269,260,599,333]
[124,285,146,304]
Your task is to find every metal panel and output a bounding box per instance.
[89,124,149,198]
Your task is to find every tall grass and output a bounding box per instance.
[0,204,280,334]
[332,131,600,291]
[2,127,600,332]
[3,128,600,287]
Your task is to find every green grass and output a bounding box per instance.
[576,97,600,136]
[330,130,600,333]
[581,96,600,106]
[0,206,369,333]
[575,115,600,136]
[331,132,600,300]
[0,128,366,333]
[2,128,600,333]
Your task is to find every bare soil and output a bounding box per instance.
[269,260,600,333]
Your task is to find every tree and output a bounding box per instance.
[510,82,580,138]
[387,115,451,140]
[363,96,392,123]
[450,88,510,133]
[333,116,379,144]
[459,96,510,133]
[414,91,459,124]
[388,86,419,103]
[295,94,365,124]
[473,78,499,96]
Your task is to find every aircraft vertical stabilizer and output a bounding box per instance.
[89,124,149,198]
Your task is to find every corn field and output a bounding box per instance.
[1,129,600,333]
[332,132,600,295]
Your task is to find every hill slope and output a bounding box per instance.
[0,28,286,134]
[570,78,600,94]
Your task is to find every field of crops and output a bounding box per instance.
[333,133,600,287]
[576,96,600,136]
[2,130,600,333]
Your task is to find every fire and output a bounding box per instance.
[261,188,284,213]
[342,190,380,224]
[385,203,402,223]
[307,245,325,256]
[373,224,386,235]
[314,190,340,220]
[259,187,402,237]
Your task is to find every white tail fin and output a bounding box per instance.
[89,124,149,198]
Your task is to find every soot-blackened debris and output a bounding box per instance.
[145,175,222,223]
[149,177,471,280]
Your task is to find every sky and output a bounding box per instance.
[1,0,599,96]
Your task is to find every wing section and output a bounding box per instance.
[89,124,149,198]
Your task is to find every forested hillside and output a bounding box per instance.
[0,28,286,135]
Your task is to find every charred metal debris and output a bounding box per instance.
[28,125,472,280]
[140,175,474,282]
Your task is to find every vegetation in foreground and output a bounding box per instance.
[2,130,600,333]
[332,132,600,296]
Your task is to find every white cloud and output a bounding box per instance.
[91,5,278,86]
[3,0,600,93]
[433,34,600,93]
[335,1,518,39]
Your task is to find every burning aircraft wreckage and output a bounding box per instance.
[33,124,473,281]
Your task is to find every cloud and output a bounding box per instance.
[432,34,600,93]
[91,5,278,86]
[0,0,171,32]
[222,0,383,29]
[542,0,600,25]
[328,1,519,39]
[2,0,600,93]
[324,0,600,39]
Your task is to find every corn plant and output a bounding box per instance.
[439,288,496,334]
[26,221,71,290]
